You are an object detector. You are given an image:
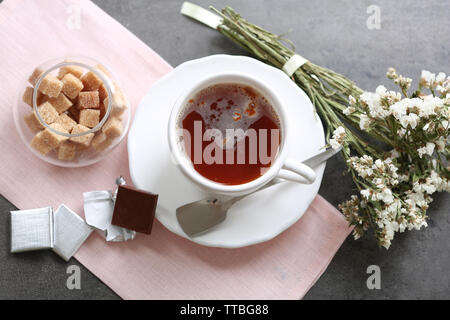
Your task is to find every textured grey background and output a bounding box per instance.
[0,0,449,299]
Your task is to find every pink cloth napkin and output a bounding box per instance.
[0,0,352,299]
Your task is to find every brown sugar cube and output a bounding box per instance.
[40,123,68,148]
[79,109,100,128]
[22,87,41,107]
[61,73,84,99]
[22,87,34,107]
[91,132,113,151]
[98,84,108,102]
[23,87,48,107]
[68,105,80,122]
[28,67,44,86]
[103,95,126,118]
[57,141,77,161]
[95,64,112,78]
[81,71,102,91]
[116,113,124,122]
[37,101,59,124]
[75,142,90,152]
[99,101,106,120]
[58,64,84,79]
[78,91,100,109]
[70,124,94,147]
[102,85,126,120]
[37,91,49,106]
[110,83,128,117]
[24,112,44,132]
[31,131,53,155]
[94,65,112,107]
[48,93,73,114]
[102,117,123,138]
[55,113,77,132]
[37,74,63,98]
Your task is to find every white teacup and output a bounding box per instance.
[168,73,316,196]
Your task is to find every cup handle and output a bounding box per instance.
[276,158,316,184]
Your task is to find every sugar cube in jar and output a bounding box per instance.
[14,56,130,167]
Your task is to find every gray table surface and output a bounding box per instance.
[1,0,449,300]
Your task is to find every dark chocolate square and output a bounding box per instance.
[111,185,158,234]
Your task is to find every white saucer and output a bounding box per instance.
[128,55,325,248]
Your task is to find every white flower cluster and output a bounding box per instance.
[344,154,449,249]
[329,126,345,149]
[413,170,450,194]
[386,67,397,79]
[353,70,449,161]
[359,89,446,131]
[339,68,449,249]
[349,155,400,204]
[356,69,449,131]
[339,195,367,240]
[420,70,449,96]
[394,75,412,92]
[391,95,445,126]
[359,85,402,121]
[417,142,435,158]
[343,95,357,115]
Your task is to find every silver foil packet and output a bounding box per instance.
[83,176,136,242]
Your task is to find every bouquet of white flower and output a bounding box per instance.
[338,69,449,248]
[189,6,449,248]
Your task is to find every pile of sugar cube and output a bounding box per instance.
[22,61,128,161]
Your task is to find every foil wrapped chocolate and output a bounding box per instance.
[11,207,53,253]
[53,204,93,261]
[111,184,158,234]
[10,205,93,261]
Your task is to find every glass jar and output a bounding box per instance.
[13,56,130,167]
